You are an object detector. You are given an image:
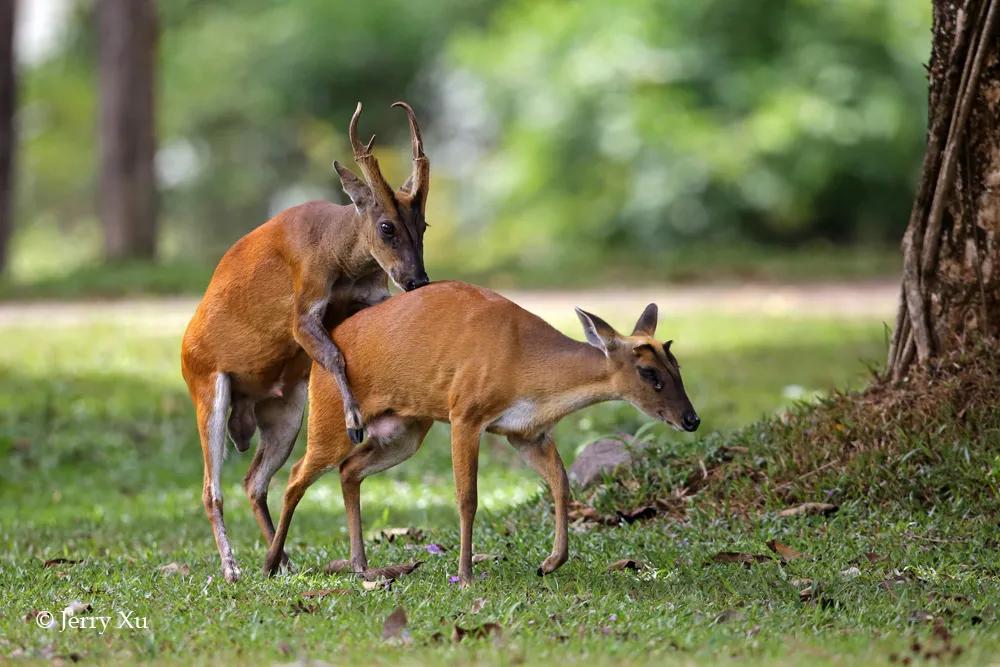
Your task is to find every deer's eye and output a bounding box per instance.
[639,367,663,391]
[379,222,395,237]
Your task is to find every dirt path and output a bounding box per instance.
[0,280,898,330]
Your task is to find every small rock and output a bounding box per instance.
[569,438,634,488]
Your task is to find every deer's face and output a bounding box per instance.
[335,101,431,293]
[365,194,428,292]
[576,304,700,432]
[614,335,699,432]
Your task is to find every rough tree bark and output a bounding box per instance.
[0,0,16,275]
[888,0,1000,381]
[97,0,159,261]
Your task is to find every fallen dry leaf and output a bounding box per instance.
[567,500,617,525]
[290,600,318,615]
[470,597,486,614]
[778,502,838,518]
[607,559,646,572]
[713,609,745,624]
[381,606,410,643]
[909,610,935,623]
[452,622,503,643]
[363,561,423,581]
[43,558,82,569]
[766,540,808,562]
[709,552,771,567]
[158,562,190,576]
[362,580,389,592]
[62,601,91,617]
[616,505,658,523]
[376,527,424,543]
[323,559,353,574]
[302,588,352,599]
[880,574,909,591]
[472,553,504,564]
[932,618,952,643]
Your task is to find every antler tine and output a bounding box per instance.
[391,101,425,160]
[346,101,395,211]
[348,102,376,157]
[391,101,430,212]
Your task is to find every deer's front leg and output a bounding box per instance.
[450,422,481,585]
[508,435,569,575]
[293,296,364,445]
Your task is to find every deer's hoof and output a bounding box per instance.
[223,561,242,583]
[537,553,567,576]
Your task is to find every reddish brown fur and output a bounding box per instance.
[181,103,432,582]
[264,281,699,583]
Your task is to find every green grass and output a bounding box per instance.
[2,302,997,665]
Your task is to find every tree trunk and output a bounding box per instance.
[97,0,158,261]
[0,0,16,275]
[887,0,1000,381]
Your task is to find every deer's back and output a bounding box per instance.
[326,281,569,422]
[182,201,351,382]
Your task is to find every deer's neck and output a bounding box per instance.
[531,338,618,424]
[329,207,380,279]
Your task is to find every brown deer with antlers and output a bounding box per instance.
[181,102,431,582]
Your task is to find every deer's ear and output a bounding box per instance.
[333,161,374,213]
[631,303,658,337]
[575,307,619,356]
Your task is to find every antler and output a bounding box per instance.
[392,101,430,213]
[347,102,397,212]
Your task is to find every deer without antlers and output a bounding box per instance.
[263,281,700,583]
[181,101,432,582]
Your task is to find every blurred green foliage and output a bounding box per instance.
[14,0,928,282]
[446,0,930,275]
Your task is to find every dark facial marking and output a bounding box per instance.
[638,366,664,391]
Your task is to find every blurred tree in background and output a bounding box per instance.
[0,0,15,275]
[97,0,157,260]
[9,0,931,284]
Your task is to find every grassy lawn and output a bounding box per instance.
[2,300,996,665]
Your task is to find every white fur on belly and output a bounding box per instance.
[489,400,538,432]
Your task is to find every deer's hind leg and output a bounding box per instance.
[264,387,356,576]
[189,372,241,582]
[244,380,307,567]
[508,434,569,576]
[338,416,433,572]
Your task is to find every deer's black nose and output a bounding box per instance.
[404,275,429,291]
[682,410,701,432]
